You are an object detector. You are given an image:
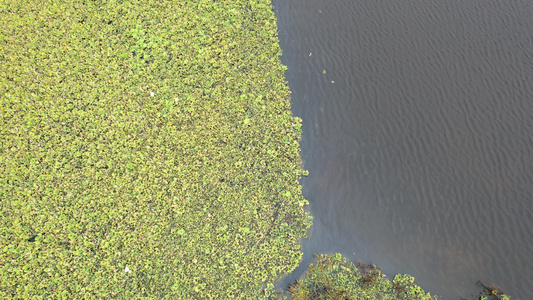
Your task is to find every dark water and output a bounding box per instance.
[272,0,533,299]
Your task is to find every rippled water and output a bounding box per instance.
[273,0,533,298]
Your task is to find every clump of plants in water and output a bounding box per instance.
[460,281,512,300]
[273,253,438,300]
[272,254,515,300]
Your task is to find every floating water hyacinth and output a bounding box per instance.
[0,1,310,298]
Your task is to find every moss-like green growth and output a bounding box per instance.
[0,0,310,298]
[279,254,438,300]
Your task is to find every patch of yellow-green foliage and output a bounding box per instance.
[0,0,311,298]
[280,254,438,300]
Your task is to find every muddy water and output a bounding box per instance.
[273,0,533,298]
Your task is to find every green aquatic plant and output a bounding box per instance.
[0,0,310,298]
[277,254,437,300]
[273,254,517,300]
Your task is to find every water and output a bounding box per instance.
[272,0,533,298]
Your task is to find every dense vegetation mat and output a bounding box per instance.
[0,0,311,298]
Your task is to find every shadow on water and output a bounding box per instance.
[273,0,533,299]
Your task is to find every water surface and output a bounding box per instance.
[273,0,533,298]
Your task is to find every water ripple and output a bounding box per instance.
[274,0,533,298]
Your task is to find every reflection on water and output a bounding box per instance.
[273,0,533,298]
